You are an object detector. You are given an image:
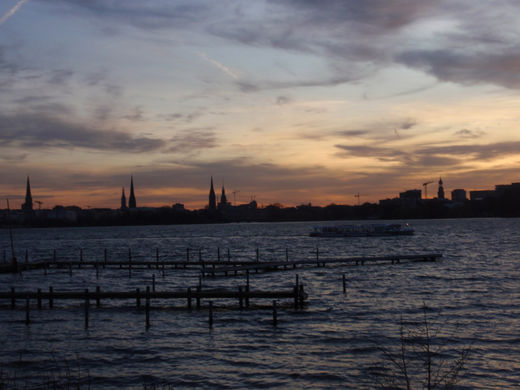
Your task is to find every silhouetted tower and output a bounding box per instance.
[219,185,229,210]
[21,176,33,212]
[129,176,137,208]
[438,177,445,200]
[121,187,127,209]
[208,177,216,212]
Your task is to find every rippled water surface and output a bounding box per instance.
[1,219,519,388]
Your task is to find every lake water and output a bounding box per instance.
[0,219,519,389]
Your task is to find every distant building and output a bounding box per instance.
[218,185,230,210]
[208,177,216,212]
[451,189,467,202]
[399,189,422,208]
[469,190,497,201]
[399,189,422,199]
[121,187,127,210]
[21,176,33,212]
[437,178,445,200]
[129,176,137,208]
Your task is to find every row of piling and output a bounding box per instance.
[1,283,307,329]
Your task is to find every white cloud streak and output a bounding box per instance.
[0,0,28,28]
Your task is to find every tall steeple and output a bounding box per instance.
[208,176,216,211]
[129,176,136,208]
[21,176,33,212]
[121,187,127,209]
[220,185,227,205]
[437,177,445,200]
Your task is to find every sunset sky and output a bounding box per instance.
[1,0,520,209]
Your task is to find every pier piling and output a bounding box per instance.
[209,301,213,328]
[145,286,150,329]
[25,297,30,325]
[272,300,277,326]
[84,288,89,329]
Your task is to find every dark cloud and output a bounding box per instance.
[40,1,520,90]
[122,106,144,121]
[0,113,164,152]
[48,69,74,85]
[168,129,218,153]
[335,130,370,138]
[397,49,520,89]
[276,96,291,105]
[454,129,486,139]
[416,141,520,161]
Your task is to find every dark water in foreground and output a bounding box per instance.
[0,219,519,389]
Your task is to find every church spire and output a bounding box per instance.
[121,187,127,209]
[208,176,216,211]
[437,177,445,200]
[129,176,136,208]
[21,176,33,212]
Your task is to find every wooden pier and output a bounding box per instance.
[3,252,441,277]
[0,285,306,310]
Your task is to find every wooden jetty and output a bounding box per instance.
[200,253,442,277]
[0,285,306,310]
[4,252,441,276]
[0,284,306,329]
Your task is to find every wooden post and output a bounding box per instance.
[145,286,150,329]
[128,248,132,278]
[272,300,277,327]
[11,287,15,309]
[196,285,201,309]
[49,286,53,308]
[286,248,289,262]
[208,301,213,328]
[198,275,202,289]
[294,285,299,310]
[245,285,250,308]
[299,284,304,309]
[37,288,42,309]
[186,247,190,262]
[152,274,156,292]
[246,269,250,289]
[217,247,220,262]
[84,288,89,329]
[296,274,299,290]
[187,287,192,309]
[25,296,30,325]
[238,286,243,309]
[95,286,100,307]
[342,274,346,294]
[136,288,141,307]
[80,248,83,264]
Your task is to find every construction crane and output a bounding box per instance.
[422,181,434,199]
[34,200,43,210]
[354,193,366,206]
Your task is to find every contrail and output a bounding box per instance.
[0,0,28,28]
[197,51,239,80]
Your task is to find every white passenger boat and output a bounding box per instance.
[310,223,414,237]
